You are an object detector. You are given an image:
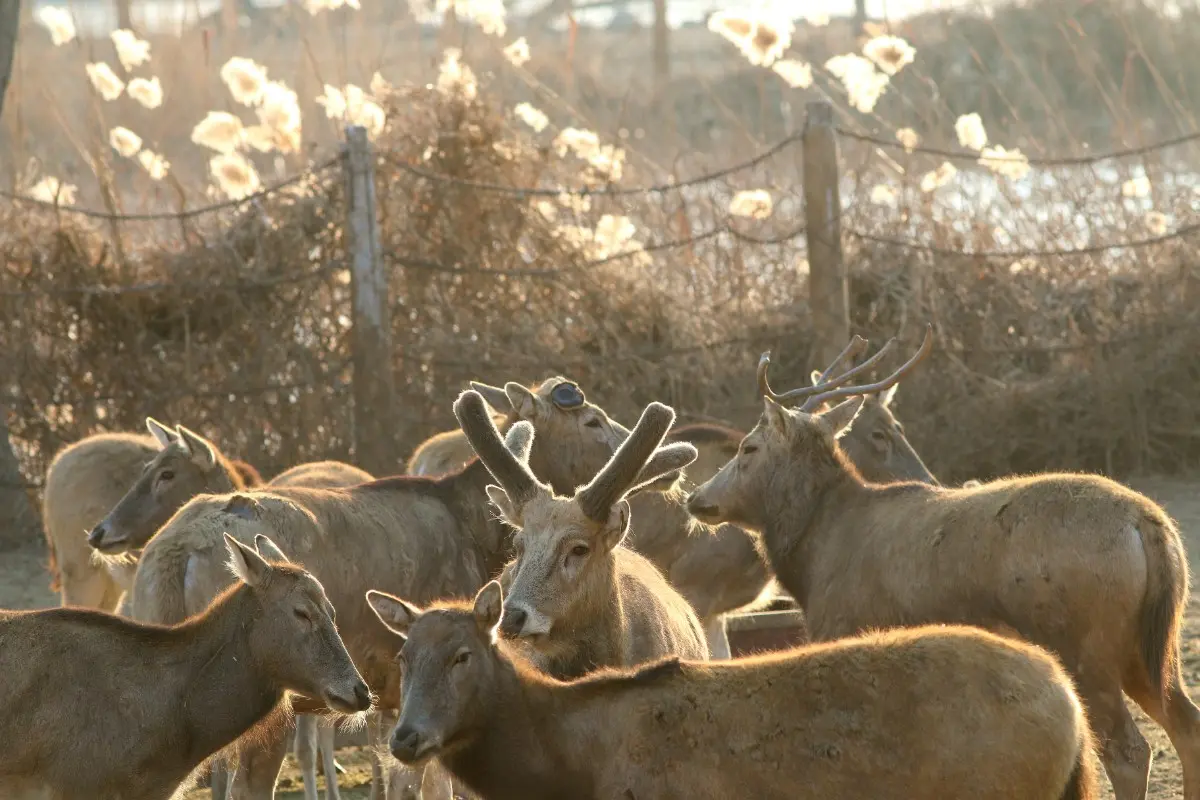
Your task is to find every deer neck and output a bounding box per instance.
[443,659,599,800]
[761,451,867,605]
[448,458,518,577]
[170,587,284,764]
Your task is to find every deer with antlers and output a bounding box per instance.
[686,324,1200,800]
[454,389,708,678]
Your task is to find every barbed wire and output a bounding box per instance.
[384,132,801,198]
[837,127,1200,166]
[391,221,806,277]
[0,262,341,299]
[0,154,343,221]
[846,221,1200,258]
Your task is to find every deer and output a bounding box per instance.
[62,418,369,800]
[685,324,1200,800]
[457,389,708,678]
[124,381,658,800]
[465,367,941,659]
[0,532,371,800]
[41,418,262,611]
[362,578,1098,800]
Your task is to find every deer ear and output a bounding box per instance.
[175,425,218,470]
[598,500,631,552]
[763,396,791,433]
[224,532,273,587]
[146,417,176,449]
[469,381,512,415]
[254,533,291,564]
[823,396,867,438]
[879,383,899,408]
[486,485,521,527]
[504,383,542,421]
[473,580,504,635]
[366,589,422,639]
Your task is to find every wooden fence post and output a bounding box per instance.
[802,100,850,367]
[344,125,397,476]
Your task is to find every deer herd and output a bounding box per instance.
[2,324,1198,800]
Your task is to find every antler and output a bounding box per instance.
[576,402,677,522]
[758,337,898,405]
[803,325,934,409]
[454,390,544,507]
[798,334,867,412]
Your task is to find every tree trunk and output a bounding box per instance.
[854,0,867,28]
[0,0,42,553]
[0,410,40,552]
[652,0,669,91]
[0,0,20,109]
[115,0,134,29]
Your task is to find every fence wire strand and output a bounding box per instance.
[837,127,1200,165]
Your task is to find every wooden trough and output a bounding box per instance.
[724,609,810,657]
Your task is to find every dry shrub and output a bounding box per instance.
[3,0,1200,498]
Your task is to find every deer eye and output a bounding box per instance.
[584,418,602,429]
[870,430,888,443]
[453,650,471,666]
[160,470,175,481]
[570,544,590,558]
[741,445,758,456]
[293,608,311,623]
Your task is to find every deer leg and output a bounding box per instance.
[210,757,233,800]
[367,710,389,800]
[318,717,342,800]
[1126,664,1200,800]
[230,722,291,799]
[703,616,731,660]
[295,714,320,800]
[1083,683,1151,800]
[59,565,113,610]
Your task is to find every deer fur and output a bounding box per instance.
[125,386,636,798]
[0,533,370,800]
[88,419,262,557]
[40,419,261,611]
[364,579,1098,800]
[211,459,374,800]
[468,373,939,659]
[687,326,1200,800]
[459,390,708,678]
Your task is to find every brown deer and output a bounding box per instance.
[686,325,1200,800]
[363,579,1097,800]
[41,418,263,611]
[124,383,646,799]
[456,389,707,677]
[0,532,370,800]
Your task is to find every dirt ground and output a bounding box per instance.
[5,473,1200,798]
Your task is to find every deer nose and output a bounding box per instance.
[352,680,372,711]
[500,606,527,638]
[391,727,422,762]
[87,522,109,549]
[685,493,719,519]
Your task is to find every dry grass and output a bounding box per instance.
[1,0,1198,491]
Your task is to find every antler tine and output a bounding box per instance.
[757,350,778,401]
[758,336,892,408]
[806,325,934,410]
[795,338,897,411]
[576,402,675,522]
[813,335,869,387]
[453,390,544,506]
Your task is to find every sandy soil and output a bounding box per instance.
[5,472,1200,798]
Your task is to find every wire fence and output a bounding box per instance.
[3,90,1200,504]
